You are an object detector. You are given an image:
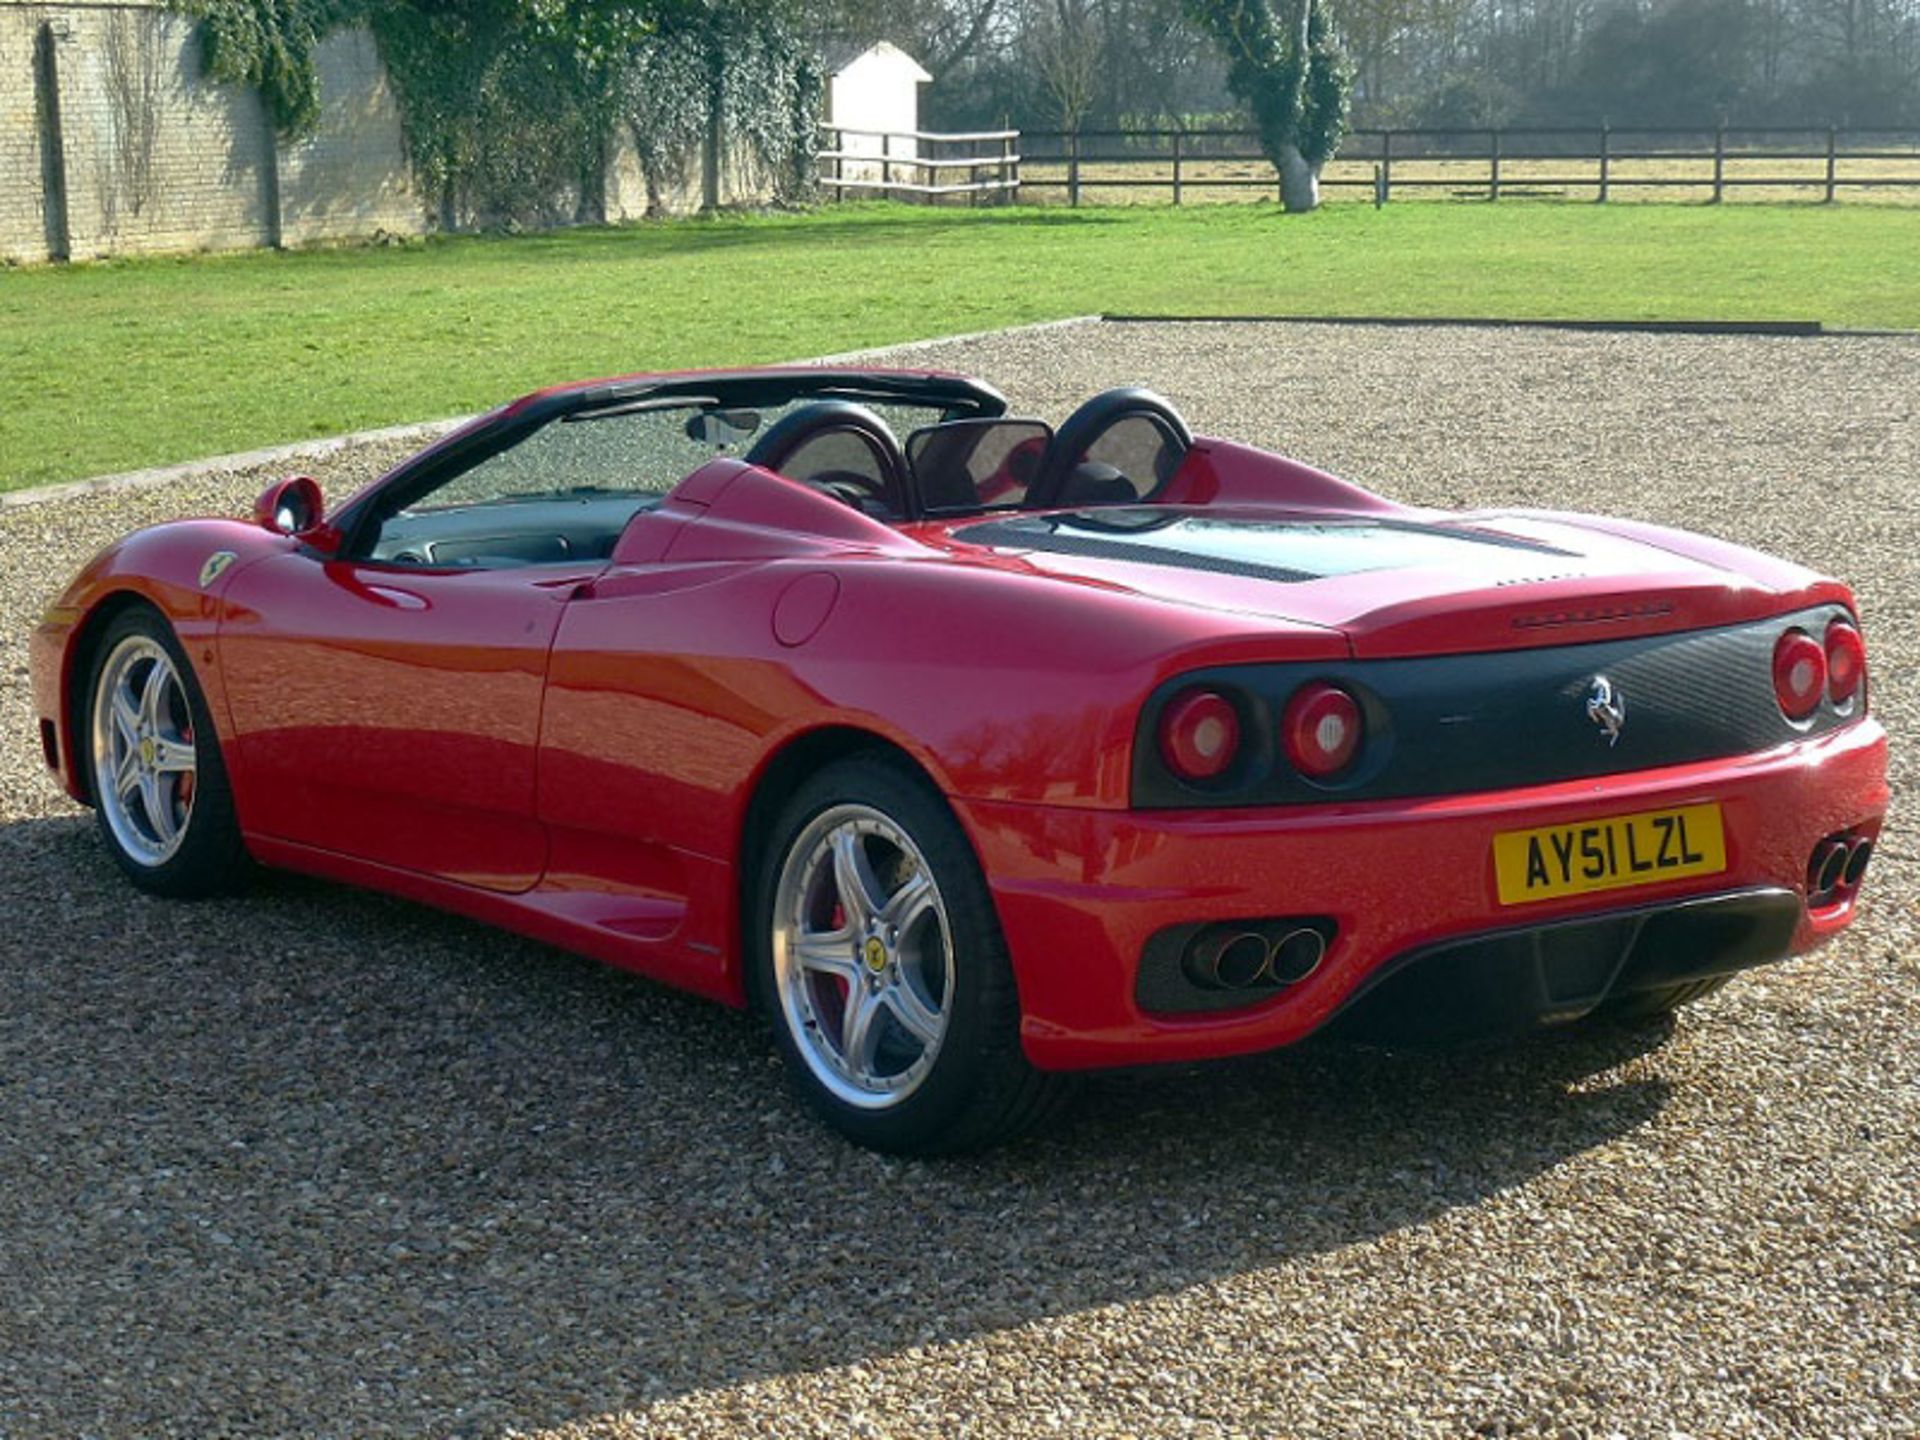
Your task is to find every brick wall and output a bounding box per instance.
[606,133,772,220]
[0,5,50,261]
[0,1,425,263]
[279,28,424,245]
[58,4,275,258]
[0,2,773,265]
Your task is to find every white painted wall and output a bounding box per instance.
[826,41,930,182]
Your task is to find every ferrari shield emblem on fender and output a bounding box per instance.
[199,551,237,588]
[1585,675,1626,747]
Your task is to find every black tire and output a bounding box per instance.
[1599,975,1732,1021]
[83,606,250,899]
[751,754,1068,1154]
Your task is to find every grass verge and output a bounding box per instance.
[3,201,1916,491]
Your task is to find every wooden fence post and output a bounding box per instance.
[1825,126,1838,203]
[1597,123,1609,202]
[1172,130,1183,205]
[1380,129,1392,203]
[1489,128,1501,201]
[1712,125,1725,203]
[1068,131,1080,207]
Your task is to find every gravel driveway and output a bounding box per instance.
[1,321,1915,1440]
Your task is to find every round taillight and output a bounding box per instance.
[1772,629,1827,720]
[1825,620,1866,705]
[1158,689,1242,783]
[1283,682,1363,779]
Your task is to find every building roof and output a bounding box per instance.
[823,39,932,84]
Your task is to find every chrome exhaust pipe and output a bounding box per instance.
[1268,927,1327,985]
[1184,929,1274,990]
[1810,838,1848,895]
[1214,932,1274,989]
[1842,838,1873,887]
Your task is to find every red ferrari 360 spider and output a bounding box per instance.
[31,366,1889,1150]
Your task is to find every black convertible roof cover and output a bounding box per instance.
[515,367,1009,426]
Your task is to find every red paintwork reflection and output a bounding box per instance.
[218,555,584,892]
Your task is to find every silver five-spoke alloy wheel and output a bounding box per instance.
[91,634,198,867]
[771,803,956,1109]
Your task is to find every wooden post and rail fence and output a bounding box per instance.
[816,125,1020,203]
[819,124,1920,206]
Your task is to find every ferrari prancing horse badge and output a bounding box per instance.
[199,551,237,588]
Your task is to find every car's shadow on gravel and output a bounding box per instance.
[0,816,1673,1439]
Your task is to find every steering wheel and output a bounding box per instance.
[805,469,893,513]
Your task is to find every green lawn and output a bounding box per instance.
[3,202,1916,492]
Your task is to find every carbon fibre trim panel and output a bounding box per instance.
[1133,605,1860,807]
[1316,887,1801,1042]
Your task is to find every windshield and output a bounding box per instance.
[410,397,951,514]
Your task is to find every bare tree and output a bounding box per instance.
[1028,0,1103,128]
[802,0,1009,80]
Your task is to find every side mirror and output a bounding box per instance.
[254,475,326,538]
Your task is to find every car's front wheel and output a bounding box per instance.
[754,756,1065,1153]
[85,606,249,897]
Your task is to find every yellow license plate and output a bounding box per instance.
[1492,803,1726,906]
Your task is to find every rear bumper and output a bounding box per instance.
[957,718,1888,1070]
[1319,886,1800,1043]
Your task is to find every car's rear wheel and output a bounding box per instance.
[86,607,249,898]
[755,756,1065,1153]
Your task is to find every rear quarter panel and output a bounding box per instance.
[534,549,1346,1005]
[538,551,1351,861]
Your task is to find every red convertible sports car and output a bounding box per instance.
[32,366,1889,1151]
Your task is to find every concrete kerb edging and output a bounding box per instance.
[0,417,474,514]
[1102,313,1918,339]
[0,315,1106,514]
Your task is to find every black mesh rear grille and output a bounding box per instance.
[1132,605,1859,808]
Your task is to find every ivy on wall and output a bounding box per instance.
[621,10,824,214]
[181,0,351,137]
[171,1,823,225]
